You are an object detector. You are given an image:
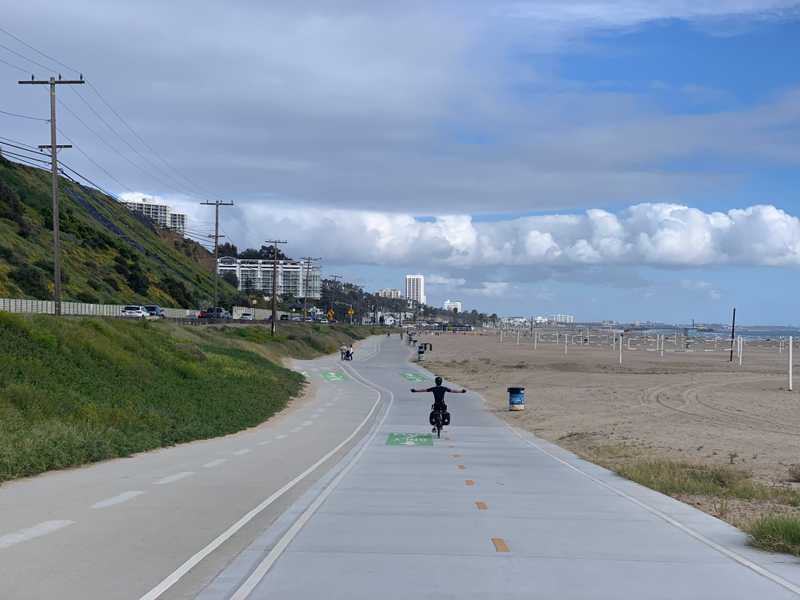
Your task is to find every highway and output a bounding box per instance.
[2,335,800,598]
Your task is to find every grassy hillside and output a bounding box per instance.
[0,156,237,307]
[0,314,383,483]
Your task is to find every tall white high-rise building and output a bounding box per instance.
[404,274,426,305]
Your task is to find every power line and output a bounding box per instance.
[0,138,46,156]
[0,41,54,74]
[0,55,29,74]
[85,81,210,198]
[56,127,133,192]
[0,107,49,122]
[0,134,40,150]
[0,26,80,75]
[0,149,50,165]
[55,98,178,192]
[69,86,195,196]
[0,25,217,202]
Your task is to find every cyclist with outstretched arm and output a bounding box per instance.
[411,376,466,431]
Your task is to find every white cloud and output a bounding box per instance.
[464,281,511,297]
[501,1,800,29]
[4,2,799,217]
[166,200,800,270]
[427,274,467,286]
[680,279,722,301]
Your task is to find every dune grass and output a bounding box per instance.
[615,460,800,506]
[0,314,378,483]
[747,515,800,556]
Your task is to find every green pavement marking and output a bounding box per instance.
[401,372,427,382]
[321,371,346,382]
[386,433,434,446]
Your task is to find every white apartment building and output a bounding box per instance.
[376,288,402,299]
[217,257,321,299]
[404,274,426,305]
[443,299,462,313]
[123,199,187,234]
[550,313,576,324]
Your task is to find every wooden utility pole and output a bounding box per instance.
[729,307,737,362]
[200,200,234,309]
[19,74,84,316]
[301,256,320,321]
[265,240,287,335]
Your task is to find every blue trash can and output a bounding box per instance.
[508,387,525,411]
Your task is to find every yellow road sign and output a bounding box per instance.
[327,308,335,320]
[347,307,354,316]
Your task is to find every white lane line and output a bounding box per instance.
[203,459,228,468]
[138,362,385,600]
[153,472,194,485]
[91,491,145,509]
[506,425,800,596]
[233,449,252,456]
[290,426,303,433]
[276,434,288,440]
[0,520,75,550]
[301,420,314,427]
[257,440,272,446]
[229,359,394,599]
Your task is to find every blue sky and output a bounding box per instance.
[1,2,799,324]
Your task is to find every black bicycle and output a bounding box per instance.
[430,408,445,438]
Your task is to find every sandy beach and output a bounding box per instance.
[423,330,800,523]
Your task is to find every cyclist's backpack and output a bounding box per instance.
[429,411,436,426]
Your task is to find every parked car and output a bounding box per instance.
[144,305,165,319]
[238,312,255,321]
[198,307,231,320]
[121,305,148,319]
[279,314,289,321]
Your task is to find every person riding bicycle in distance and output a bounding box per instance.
[410,376,466,429]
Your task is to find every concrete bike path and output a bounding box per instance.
[207,336,800,599]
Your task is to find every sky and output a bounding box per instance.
[1,1,799,324]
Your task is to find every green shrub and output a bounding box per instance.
[9,265,49,298]
[748,515,800,556]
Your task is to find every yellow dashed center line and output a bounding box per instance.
[492,537,510,553]
[465,479,475,486]
[475,501,488,510]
